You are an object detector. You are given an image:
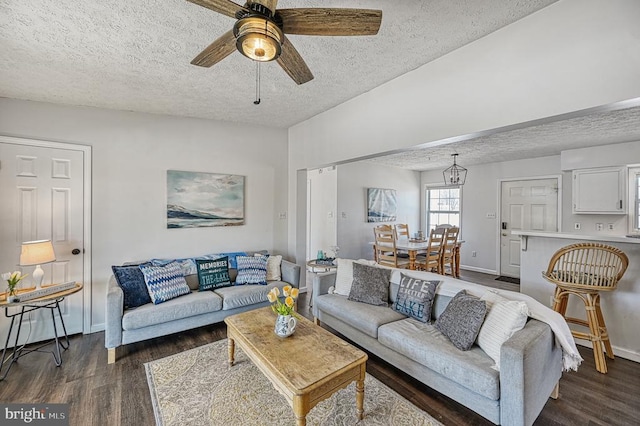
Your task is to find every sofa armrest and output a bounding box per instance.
[313,271,337,297]
[105,275,124,350]
[281,259,301,288]
[499,319,563,426]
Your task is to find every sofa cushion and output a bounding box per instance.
[122,290,223,330]
[393,273,440,323]
[139,262,191,304]
[235,255,268,285]
[111,264,152,309]
[150,258,197,276]
[315,294,406,338]
[214,282,287,310]
[435,290,487,351]
[196,257,231,291]
[378,318,500,400]
[477,291,529,369]
[334,258,378,296]
[348,262,391,306]
[266,255,282,281]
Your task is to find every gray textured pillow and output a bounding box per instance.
[435,290,487,351]
[348,263,391,306]
[393,274,440,323]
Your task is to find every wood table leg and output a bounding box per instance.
[356,378,365,420]
[409,249,417,270]
[294,395,308,426]
[228,337,235,367]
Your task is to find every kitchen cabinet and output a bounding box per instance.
[572,167,626,214]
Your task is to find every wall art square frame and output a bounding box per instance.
[367,188,397,222]
[167,170,245,228]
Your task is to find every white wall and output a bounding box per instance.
[0,98,289,331]
[287,0,640,255]
[288,0,640,168]
[307,167,337,260]
[421,156,561,274]
[337,162,421,260]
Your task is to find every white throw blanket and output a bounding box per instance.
[391,270,583,371]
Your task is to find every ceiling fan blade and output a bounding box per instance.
[277,8,382,36]
[276,36,314,85]
[186,0,246,19]
[191,30,237,67]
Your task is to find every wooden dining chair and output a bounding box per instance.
[440,227,460,277]
[415,229,444,273]
[394,224,411,258]
[394,223,410,239]
[374,225,410,269]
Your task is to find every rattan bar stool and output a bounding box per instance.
[542,242,628,373]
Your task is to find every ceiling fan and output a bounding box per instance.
[187,0,383,85]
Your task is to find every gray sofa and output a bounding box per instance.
[105,258,300,363]
[312,268,563,426]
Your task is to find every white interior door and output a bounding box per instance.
[500,178,558,277]
[0,142,85,345]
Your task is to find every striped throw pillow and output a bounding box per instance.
[235,255,268,285]
[139,262,191,304]
[477,291,529,369]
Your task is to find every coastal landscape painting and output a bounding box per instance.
[367,188,397,222]
[167,170,245,228]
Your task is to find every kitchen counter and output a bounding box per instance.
[512,231,640,251]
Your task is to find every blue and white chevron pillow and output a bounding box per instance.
[139,262,191,304]
[235,255,268,285]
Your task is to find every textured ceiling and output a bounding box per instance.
[0,0,558,128]
[366,104,640,171]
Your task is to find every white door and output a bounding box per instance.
[0,142,85,345]
[500,178,558,277]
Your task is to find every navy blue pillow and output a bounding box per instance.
[112,265,152,308]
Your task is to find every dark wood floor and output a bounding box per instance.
[0,271,638,426]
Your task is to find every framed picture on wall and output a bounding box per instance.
[167,170,245,228]
[367,188,397,222]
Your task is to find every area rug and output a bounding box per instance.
[145,339,442,426]
[495,275,520,285]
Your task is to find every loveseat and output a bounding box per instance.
[105,252,300,364]
[312,264,564,426]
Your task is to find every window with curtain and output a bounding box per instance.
[426,187,461,232]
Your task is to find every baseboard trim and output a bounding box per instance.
[459,265,498,275]
[575,339,640,364]
[90,323,105,334]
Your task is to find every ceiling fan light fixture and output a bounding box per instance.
[233,17,283,62]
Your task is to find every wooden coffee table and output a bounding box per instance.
[225,307,367,426]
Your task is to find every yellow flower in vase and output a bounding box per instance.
[267,286,298,316]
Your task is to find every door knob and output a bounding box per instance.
[72,248,81,255]
[502,233,507,237]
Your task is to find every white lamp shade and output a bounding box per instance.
[20,240,56,266]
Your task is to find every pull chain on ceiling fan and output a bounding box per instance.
[187,0,383,85]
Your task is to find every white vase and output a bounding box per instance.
[274,314,297,338]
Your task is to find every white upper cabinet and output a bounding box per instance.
[572,167,626,214]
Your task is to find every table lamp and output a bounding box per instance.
[20,240,56,290]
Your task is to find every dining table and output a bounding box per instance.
[372,238,463,276]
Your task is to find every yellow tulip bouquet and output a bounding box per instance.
[267,285,299,316]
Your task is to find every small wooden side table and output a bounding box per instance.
[0,283,83,381]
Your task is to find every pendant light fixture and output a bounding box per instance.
[443,154,467,186]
